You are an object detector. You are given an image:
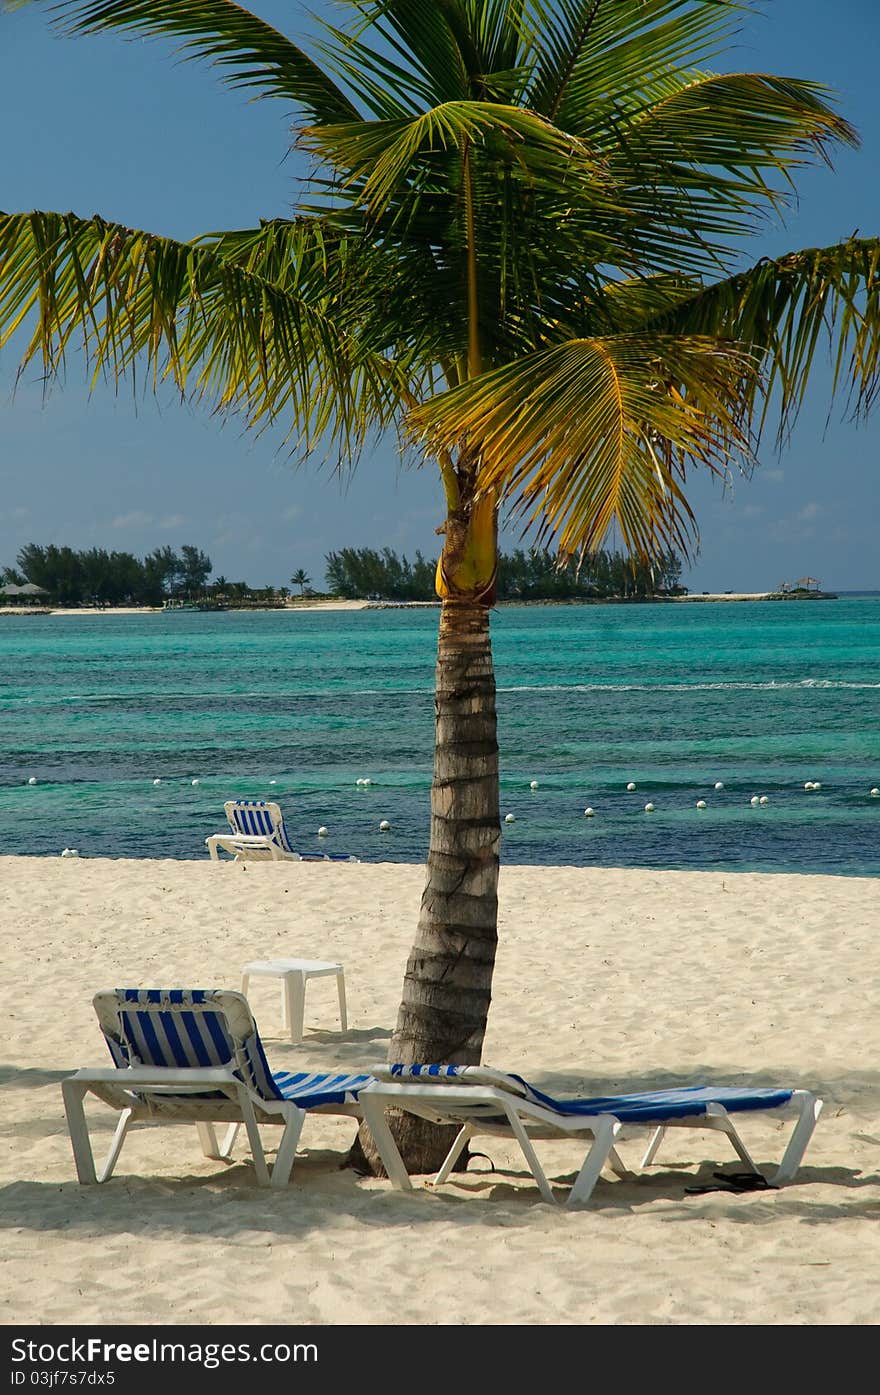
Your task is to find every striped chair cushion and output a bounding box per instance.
[273,1070,376,1108]
[98,990,374,1108]
[381,1064,793,1122]
[228,800,293,852]
[226,800,358,861]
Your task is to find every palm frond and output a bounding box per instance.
[647,237,880,436]
[0,209,406,460]
[305,100,608,221]
[411,333,757,559]
[315,2,472,117]
[527,0,740,125]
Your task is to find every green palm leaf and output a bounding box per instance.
[527,0,737,123]
[647,237,880,433]
[0,209,405,458]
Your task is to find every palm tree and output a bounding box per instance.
[2,2,879,1171]
[291,568,311,597]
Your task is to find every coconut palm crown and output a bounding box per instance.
[2,0,879,1169]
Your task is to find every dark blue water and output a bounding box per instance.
[1,597,878,873]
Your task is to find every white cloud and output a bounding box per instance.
[281,505,302,521]
[797,502,821,521]
[110,511,153,529]
[763,468,785,483]
[159,514,185,529]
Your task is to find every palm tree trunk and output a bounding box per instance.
[354,593,500,1174]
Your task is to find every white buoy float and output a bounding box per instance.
[626,781,637,792]
[317,826,329,837]
[529,780,539,790]
[26,777,37,785]
[152,778,162,786]
[362,778,372,787]
[504,813,516,823]
[191,779,200,787]
[870,788,880,797]
[812,782,822,790]
[804,781,815,790]
[696,800,707,809]
[60,848,79,858]
[584,807,595,817]
[759,795,769,805]
[269,780,277,786]
[714,781,724,791]
[644,802,655,813]
[750,795,760,806]
[379,819,391,832]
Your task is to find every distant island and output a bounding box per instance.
[1,540,836,612]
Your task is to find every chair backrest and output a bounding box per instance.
[223,799,295,854]
[93,989,285,1102]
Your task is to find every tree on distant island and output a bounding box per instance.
[178,545,213,600]
[290,568,311,597]
[2,2,879,1176]
[7,541,214,606]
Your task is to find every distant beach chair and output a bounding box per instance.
[205,798,358,862]
[359,1065,822,1207]
[62,989,375,1187]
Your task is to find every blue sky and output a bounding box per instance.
[0,0,878,593]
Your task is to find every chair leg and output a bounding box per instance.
[504,1105,558,1205]
[270,1109,306,1188]
[236,1091,270,1186]
[358,1097,414,1191]
[196,1123,223,1159]
[641,1124,667,1168]
[336,970,348,1032]
[219,1123,240,1159]
[62,1079,98,1185]
[773,1092,823,1184]
[98,1110,134,1183]
[567,1117,622,1207]
[434,1126,473,1186]
[703,1109,761,1173]
[607,1145,629,1177]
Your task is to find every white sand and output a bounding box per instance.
[1,856,877,1326]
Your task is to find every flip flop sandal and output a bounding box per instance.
[685,1170,778,1195]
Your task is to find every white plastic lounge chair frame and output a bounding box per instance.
[206,799,358,863]
[62,989,373,1188]
[359,1065,822,1208]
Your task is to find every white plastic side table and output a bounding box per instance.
[240,959,347,1044]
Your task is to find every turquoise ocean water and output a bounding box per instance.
[1,597,879,874]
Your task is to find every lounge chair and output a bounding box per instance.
[205,798,358,862]
[62,989,375,1187]
[358,1064,822,1207]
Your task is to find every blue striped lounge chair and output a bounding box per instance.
[205,799,358,862]
[61,989,375,1187]
[358,1064,823,1207]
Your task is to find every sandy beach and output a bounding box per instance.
[1,855,877,1327]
